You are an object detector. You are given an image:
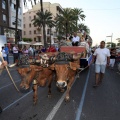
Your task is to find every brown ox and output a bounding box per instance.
[19,65,42,90]
[32,67,53,104]
[49,53,81,102]
[18,53,55,104]
[18,66,54,104]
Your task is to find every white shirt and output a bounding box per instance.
[13,46,18,53]
[79,42,90,53]
[72,36,80,43]
[0,61,2,66]
[2,50,7,57]
[28,47,33,54]
[93,48,110,65]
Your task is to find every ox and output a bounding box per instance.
[18,53,56,104]
[18,65,42,90]
[49,52,82,102]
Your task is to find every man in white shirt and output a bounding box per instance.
[13,44,19,63]
[91,41,110,87]
[72,32,80,46]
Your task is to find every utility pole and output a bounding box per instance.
[111,33,113,48]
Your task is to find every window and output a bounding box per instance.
[3,14,6,23]
[18,7,21,15]
[23,17,25,21]
[34,30,36,34]
[24,31,26,35]
[47,29,50,34]
[34,15,36,19]
[24,24,25,28]
[29,31,31,34]
[11,3,14,9]
[29,23,31,27]
[38,37,41,42]
[2,0,6,9]
[18,19,22,27]
[34,38,36,41]
[34,24,36,27]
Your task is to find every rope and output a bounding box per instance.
[0,52,19,92]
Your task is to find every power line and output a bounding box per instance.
[84,8,120,11]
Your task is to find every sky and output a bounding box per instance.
[23,0,120,46]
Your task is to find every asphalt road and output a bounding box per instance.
[0,56,120,120]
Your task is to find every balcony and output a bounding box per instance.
[36,32,42,37]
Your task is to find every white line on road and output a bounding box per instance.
[45,91,66,120]
[75,69,90,120]
[3,90,33,111]
[45,75,78,120]
[0,79,21,90]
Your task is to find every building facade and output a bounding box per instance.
[0,0,9,35]
[22,2,63,45]
[0,0,23,43]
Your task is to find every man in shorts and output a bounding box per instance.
[92,41,110,87]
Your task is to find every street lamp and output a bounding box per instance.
[106,33,113,48]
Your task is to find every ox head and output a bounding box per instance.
[50,62,80,88]
[17,67,31,77]
[48,52,81,88]
[19,65,43,91]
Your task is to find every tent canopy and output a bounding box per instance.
[33,42,43,46]
[18,41,30,45]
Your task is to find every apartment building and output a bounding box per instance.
[22,2,63,45]
[0,0,9,35]
[0,0,23,43]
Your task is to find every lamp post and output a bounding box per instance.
[106,33,113,48]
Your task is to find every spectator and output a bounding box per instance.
[1,46,7,61]
[72,32,80,46]
[110,48,116,69]
[91,41,110,87]
[22,46,28,55]
[4,44,9,64]
[28,45,33,56]
[13,44,19,63]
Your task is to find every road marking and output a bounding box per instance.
[45,76,78,120]
[75,69,90,120]
[45,91,66,120]
[0,79,21,90]
[3,90,33,111]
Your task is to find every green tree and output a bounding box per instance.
[32,10,55,46]
[72,8,86,31]
[55,8,76,40]
[106,42,116,48]
[78,23,90,34]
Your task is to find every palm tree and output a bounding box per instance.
[78,23,90,35]
[32,10,55,46]
[72,8,86,31]
[55,8,76,40]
